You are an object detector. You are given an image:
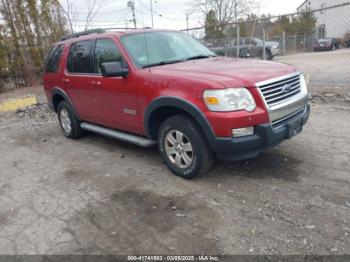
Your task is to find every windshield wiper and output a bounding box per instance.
[142,55,216,68]
[142,59,184,68]
[185,55,216,61]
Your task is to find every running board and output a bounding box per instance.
[80,122,156,147]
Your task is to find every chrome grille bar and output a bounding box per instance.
[259,74,300,90]
[264,81,300,98]
[256,72,302,107]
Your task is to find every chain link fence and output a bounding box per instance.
[185,3,350,88]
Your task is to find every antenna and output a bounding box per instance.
[150,0,154,28]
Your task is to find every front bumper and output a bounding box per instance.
[270,48,280,56]
[208,104,310,161]
[314,46,332,51]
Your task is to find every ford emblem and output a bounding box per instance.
[281,84,293,93]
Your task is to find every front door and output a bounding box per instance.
[90,38,140,132]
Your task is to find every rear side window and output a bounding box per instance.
[67,40,94,73]
[94,39,126,74]
[45,44,64,73]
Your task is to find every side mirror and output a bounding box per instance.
[100,62,128,78]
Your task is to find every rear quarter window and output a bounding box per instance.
[45,44,64,73]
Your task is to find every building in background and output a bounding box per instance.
[297,0,350,39]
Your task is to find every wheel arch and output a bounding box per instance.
[144,97,216,142]
[51,88,80,120]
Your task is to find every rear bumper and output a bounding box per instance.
[208,104,310,161]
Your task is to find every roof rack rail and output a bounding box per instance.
[60,28,106,41]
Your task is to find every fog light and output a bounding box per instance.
[232,127,254,138]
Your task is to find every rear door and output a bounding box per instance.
[64,39,96,121]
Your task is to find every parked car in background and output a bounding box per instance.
[44,29,310,179]
[313,38,340,51]
[209,37,280,60]
[346,39,350,48]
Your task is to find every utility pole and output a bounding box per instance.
[186,13,189,33]
[234,0,238,22]
[150,0,154,28]
[127,0,137,29]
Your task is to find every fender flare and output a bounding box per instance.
[51,87,81,120]
[144,96,216,142]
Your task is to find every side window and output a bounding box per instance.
[67,40,94,73]
[94,38,126,74]
[45,44,64,73]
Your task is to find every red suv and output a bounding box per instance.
[43,29,310,179]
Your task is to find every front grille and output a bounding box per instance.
[257,74,301,107]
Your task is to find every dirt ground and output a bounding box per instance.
[275,49,350,88]
[0,86,350,256]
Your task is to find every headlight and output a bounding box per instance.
[204,88,256,112]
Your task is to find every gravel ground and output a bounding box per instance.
[276,49,350,88]
[0,87,350,255]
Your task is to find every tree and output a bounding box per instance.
[270,13,316,36]
[60,0,108,33]
[204,10,225,40]
[292,12,317,35]
[0,0,68,88]
[193,0,257,27]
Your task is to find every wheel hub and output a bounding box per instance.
[164,130,193,169]
[60,108,72,134]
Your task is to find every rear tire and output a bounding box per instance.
[158,115,214,179]
[57,101,82,139]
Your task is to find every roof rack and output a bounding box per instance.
[60,28,106,41]
[60,27,151,41]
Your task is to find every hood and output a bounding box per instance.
[265,41,279,47]
[150,57,297,88]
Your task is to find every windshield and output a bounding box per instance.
[120,31,215,68]
[251,38,263,45]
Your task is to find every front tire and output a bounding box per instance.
[57,101,82,139]
[158,115,214,179]
[265,49,273,60]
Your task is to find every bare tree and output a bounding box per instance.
[60,0,108,33]
[60,0,77,33]
[192,0,257,26]
[84,0,99,31]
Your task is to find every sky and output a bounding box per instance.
[61,0,303,32]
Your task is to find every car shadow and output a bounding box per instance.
[210,150,303,182]
[81,132,302,182]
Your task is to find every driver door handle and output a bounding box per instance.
[91,81,102,87]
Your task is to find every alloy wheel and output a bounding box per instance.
[164,130,193,169]
[60,108,72,134]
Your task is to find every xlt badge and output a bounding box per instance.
[123,108,137,115]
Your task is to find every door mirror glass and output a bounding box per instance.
[101,62,129,77]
